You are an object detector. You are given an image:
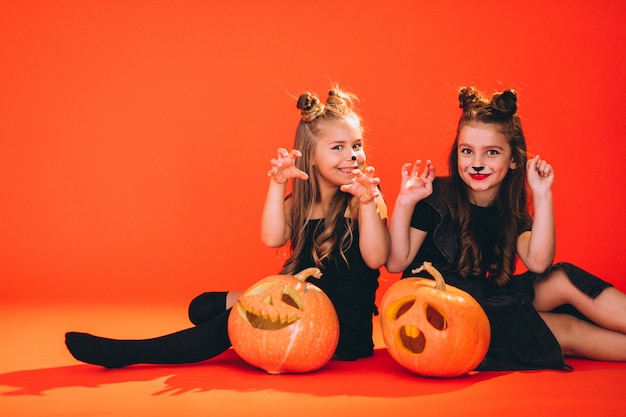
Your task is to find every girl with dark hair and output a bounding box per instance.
[65,86,390,367]
[386,87,626,370]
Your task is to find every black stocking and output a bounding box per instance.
[65,309,232,368]
[187,292,228,325]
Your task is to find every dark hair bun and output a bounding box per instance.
[489,89,517,116]
[458,87,480,110]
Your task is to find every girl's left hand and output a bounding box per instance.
[527,155,554,194]
[340,166,381,204]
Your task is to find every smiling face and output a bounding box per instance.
[312,117,365,192]
[457,123,516,206]
[227,271,340,374]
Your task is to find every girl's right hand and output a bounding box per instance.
[526,155,554,196]
[267,148,309,184]
[397,159,435,204]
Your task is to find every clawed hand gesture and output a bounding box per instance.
[340,165,381,204]
[267,148,309,184]
[526,155,554,195]
[398,159,436,204]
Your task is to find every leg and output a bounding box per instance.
[533,268,626,334]
[188,291,241,325]
[188,292,227,325]
[65,309,232,368]
[540,312,626,361]
[226,292,241,309]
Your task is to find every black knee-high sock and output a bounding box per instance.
[65,309,232,368]
[188,292,228,325]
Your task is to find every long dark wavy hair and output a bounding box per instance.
[446,86,531,286]
[280,86,364,275]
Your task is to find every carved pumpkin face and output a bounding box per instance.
[227,268,339,374]
[380,262,491,377]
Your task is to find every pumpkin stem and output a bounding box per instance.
[294,267,322,281]
[411,262,446,291]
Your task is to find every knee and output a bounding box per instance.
[533,271,572,310]
[188,292,210,325]
[188,292,228,325]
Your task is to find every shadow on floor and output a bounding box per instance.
[0,348,509,398]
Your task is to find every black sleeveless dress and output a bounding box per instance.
[295,218,380,360]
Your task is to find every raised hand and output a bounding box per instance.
[526,155,554,195]
[397,159,435,204]
[340,165,381,204]
[267,148,309,184]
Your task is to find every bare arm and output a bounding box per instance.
[386,160,435,273]
[516,156,555,273]
[261,179,290,247]
[260,148,308,248]
[387,198,429,273]
[357,194,390,269]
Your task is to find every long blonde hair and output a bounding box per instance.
[280,87,364,275]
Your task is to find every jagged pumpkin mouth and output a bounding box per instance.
[236,282,304,330]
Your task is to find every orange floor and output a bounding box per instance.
[1,303,625,417]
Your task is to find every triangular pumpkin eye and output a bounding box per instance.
[245,282,277,296]
[281,285,303,310]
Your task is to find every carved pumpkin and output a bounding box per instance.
[227,268,339,374]
[380,262,490,377]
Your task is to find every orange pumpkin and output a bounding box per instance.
[227,268,339,374]
[380,262,491,377]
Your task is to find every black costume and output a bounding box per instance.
[65,218,379,367]
[298,218,380,360]
[404,178,612,371]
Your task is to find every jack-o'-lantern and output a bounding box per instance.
[380,262,490,377]
[227,267,339,374]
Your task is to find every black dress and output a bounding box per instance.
[297,218,380,360]
[403,178,612,371]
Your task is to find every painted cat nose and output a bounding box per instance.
[473,166,484,172]
[351,155,357,161]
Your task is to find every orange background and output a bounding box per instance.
[1,0,625,306]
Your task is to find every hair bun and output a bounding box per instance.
[489,89,517,116]
[458,87,480,110]
[326,87,352,110]
[297,92,324,122]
